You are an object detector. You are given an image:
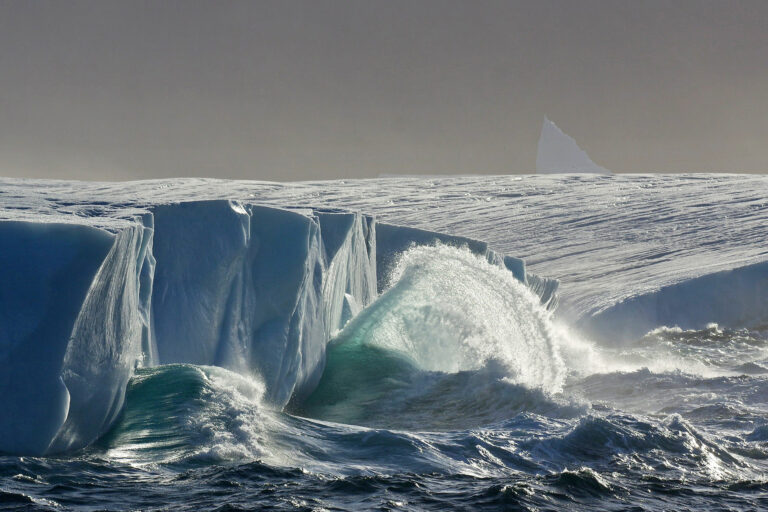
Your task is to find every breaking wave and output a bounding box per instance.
[292,245,575,429]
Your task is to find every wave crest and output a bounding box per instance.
[337,245,566,391]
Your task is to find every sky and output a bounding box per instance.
[1,0,767,181]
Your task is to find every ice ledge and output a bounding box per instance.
[581,260,768,343]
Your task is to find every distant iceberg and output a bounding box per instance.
[536,117,611,174]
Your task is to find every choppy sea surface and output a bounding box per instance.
[2,175,768,511]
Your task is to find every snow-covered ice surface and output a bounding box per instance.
[2,174,768,511]
[3,174,765,323]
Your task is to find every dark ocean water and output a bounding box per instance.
[3,247,768,511]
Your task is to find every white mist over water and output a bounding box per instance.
[335,244,569,393]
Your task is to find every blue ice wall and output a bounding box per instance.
[149,201,378,406]
[0,222,115,455]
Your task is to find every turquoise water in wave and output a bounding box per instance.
[3,247,768,510]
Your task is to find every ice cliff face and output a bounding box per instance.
[0,222,116,455]
[52,221,155,453]
[0,200,546,455]
[150,202,379,407]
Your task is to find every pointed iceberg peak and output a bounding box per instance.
[536,116,611,174]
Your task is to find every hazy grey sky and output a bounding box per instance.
[1,0,766,180]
